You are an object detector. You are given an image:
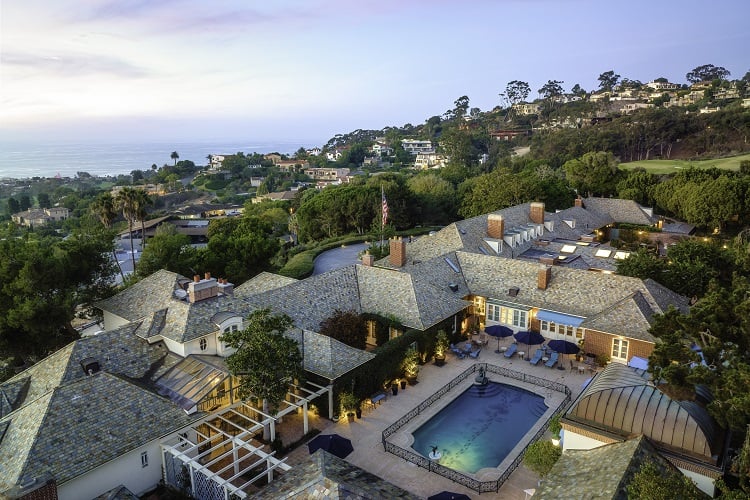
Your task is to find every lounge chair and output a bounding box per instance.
[504,343,518,358]
[545,351,559,368]
[450,344,465,358]
[463,342,473,354]
[529,348,544,365]
[469,348,481,359]
[478,333,488,346]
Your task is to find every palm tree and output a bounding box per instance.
[133,189,152,251]
[116,187,139,273]
[91,192,126,281]
[171,151,179,166]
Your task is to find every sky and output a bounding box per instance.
[1,0,748,145]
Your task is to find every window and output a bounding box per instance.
[199,338,207,351]
[366,320,377,345]
[141,451,148,467]
[389,327,402,340]
[487,304,528,328]
[612,338,629,360]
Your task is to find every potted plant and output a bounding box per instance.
[402,347,420,385]
[339,391,359,423]
[400,379,407,390]
[595,353,610,367]
[434,330,449,366]
[391,381,398,396]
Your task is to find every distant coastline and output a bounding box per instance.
[0,140,320,179]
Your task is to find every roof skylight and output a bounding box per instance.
[595,249,612,258]
[560,244,577,254]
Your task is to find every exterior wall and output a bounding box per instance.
[561,430,607,451]
[162,337,188,357]
[677,467,715,497]
[58,438,168,500]
[102,311,131,331]
[185,334,217,356]
[582,329,654,363]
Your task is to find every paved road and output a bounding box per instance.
[312,243,368,275]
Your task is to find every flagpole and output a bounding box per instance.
[380,185,384,254]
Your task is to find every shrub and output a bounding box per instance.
[523,440,561,477]
[434,330,449,358]
[548,414,561,439]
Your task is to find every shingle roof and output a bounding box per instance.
[456,251,685,341]
[536,436,669,500]
[563,363,724,464]
[254,449,419,499]
[285,329,375,380]
[0,372,200,494]
[579,197,656,226]
[233,271,298,299]
[95,270,253,343]
[246,266,362,332]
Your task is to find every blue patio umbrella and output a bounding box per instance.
[485,325,514,353]
[307,433,354,459]
[547,339,580,355]
[428,492,471,500]
[514,331,545,359]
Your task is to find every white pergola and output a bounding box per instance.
[161,380,332,500]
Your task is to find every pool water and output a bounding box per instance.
[411,382,547,473]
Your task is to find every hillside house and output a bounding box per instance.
[401,139,434,155]
[11,206,70,227]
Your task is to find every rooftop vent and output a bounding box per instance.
[448,283,459,292]
[508,287,520,297]
[80,357,100,375]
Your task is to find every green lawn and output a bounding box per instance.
[620,153,750,174]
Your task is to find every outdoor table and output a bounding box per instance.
[578,365,586,374]
[542,356,549,363]
[499,346,508,352]
[517,351,525,359]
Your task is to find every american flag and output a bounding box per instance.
[381,187,388,227]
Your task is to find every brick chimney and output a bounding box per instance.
[218,278,234,296]
[530,202,545,224]
[538,265,552,290]
[361,251,374,267]
[389,237,406,267]
[574,197,584,208]
[188,273,219,303]
[487,214,505,239]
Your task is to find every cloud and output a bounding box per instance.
[1,50,150,78]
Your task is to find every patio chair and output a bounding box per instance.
[450,344,465,358]
[478,333,488,346]
[469,348,481,359]
[545,351,559,368]
[529,348,544,365]
[463,342,473,354]
[504,343,518,358]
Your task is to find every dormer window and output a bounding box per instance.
[199,338,207,351]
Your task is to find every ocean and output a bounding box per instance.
[0,140,321,179]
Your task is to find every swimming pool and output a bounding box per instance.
[411,382,548,473]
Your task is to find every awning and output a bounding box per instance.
[535,310,585,327]
[628,356,649,370]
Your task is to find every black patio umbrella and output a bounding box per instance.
[514,330,545,359]
[428,492,471,500]
[485,324,514,353]
[547,339,580,355]
[307,433,354,459]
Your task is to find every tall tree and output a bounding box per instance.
[170,151,179,166]
[538,80,564,100]
[562,151,621,196]
[570,83,586,97]
[686,64,731,83]
[503,80,531,105]
[116,187,140,273]
[137,223,196,277]
[221,308,304,440]
[19,194,31,212]
[90,192,125,281]
[597,70,620,91]
[133,189,151,249]
[37,193,51,209]
[7,197,20,214]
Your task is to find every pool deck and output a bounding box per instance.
[285,347,598,499]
